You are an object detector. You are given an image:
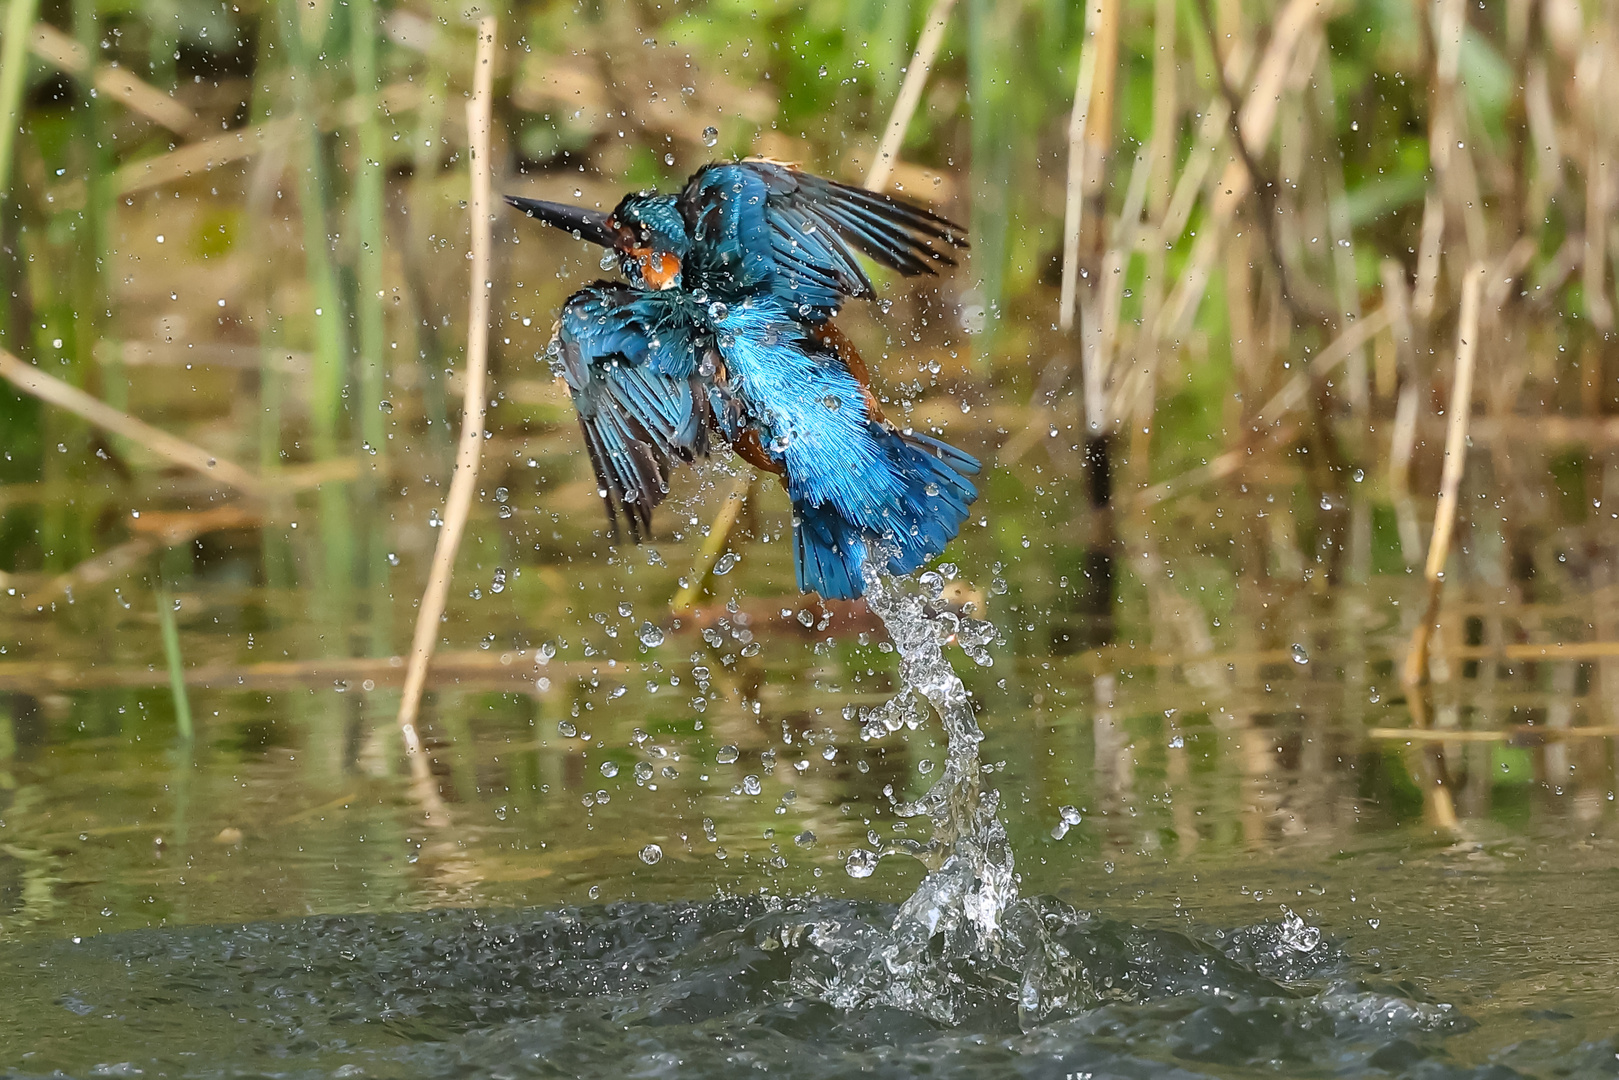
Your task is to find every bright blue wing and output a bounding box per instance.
[553,284,711,540]
[710,298,979,599]
[678,160,965,321]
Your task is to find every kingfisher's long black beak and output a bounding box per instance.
[504,195,616,248]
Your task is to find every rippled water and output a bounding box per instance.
[6,883,1619,1078]
[4,397,1619,1074]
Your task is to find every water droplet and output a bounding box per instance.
[558,720,577,737]
[600,761,619,778]
[707,300,728,320]
[1291,643,1310,665]
[821,745,837,761]
[538,641,557,663]
[634,762,654,782]
[637,622,665,647]
[714,552,738,576]
[1368,918,1381,929]
[742,774,762,795]
[1169,734,1185,749]
[817,64,828,77]
[639,843,663,865]
[588,885,601,900]
[664,152,675,165]
[1280,910,1322,952]
[917,759,934,774]
[493,804,507,821]
[821,394,841,411]
[701,125,718,147]
[1319,494,1334,511]
[600,250,620,271]
[1059,805,1082,825]
[845,849,878,878]
[716,744,739,764]
[794,830,816,847]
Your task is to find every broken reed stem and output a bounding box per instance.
[1134,307,1390,507]
[28,21,202,137]
[0,0,41,200]
[866,0,957,193]
[671,474,754,614]
[0,348,264,495]
[394,16,496,822]
[1403,262,1485,693]
[1057,0,1104,333]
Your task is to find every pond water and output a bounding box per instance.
[2,426,1617,1076]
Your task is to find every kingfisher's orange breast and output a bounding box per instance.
[634,249,682,290]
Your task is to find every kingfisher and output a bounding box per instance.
[507,160,980,601]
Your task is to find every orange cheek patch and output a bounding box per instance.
[639,252,682,290]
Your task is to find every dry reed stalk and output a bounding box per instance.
[1156,0,1331,340]
[1412,191,1445,322]
[1146,0,1177,224]
[1315,68,1366,416]
[1584,138,1614,330]
[0,348,264,495]
[1383,258,1423,564]
[866,0,957,192]
[1378,259,1414,399]
[13,506,262,606]
[111,83,420,195]
[28,22,202,138]
[1058,0,1107,333]
[1096,148,1153,424]
[1072,0,1124,436]
[1403,261,1485,696]
[1128,0,1179,479]
[394,16,496,825]
[1524,59,1564,224]
[1371,726,1619,742]
[1134,309,1390,507]
[1246,308,1391,427]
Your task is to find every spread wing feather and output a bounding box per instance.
[554,284,710,541]
[678,160,965,320]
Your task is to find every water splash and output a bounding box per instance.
[859,566,1015,942]
[795,562,1019,1023]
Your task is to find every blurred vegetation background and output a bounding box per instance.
[0,0,1613,567]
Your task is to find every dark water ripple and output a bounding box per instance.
[6,898,1612,1078]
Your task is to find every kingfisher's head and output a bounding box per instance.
[506,190,690,291]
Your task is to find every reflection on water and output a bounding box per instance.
[3,331,1619,1071]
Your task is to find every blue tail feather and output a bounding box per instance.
[793,503,868,600]
[790,426,979,599]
